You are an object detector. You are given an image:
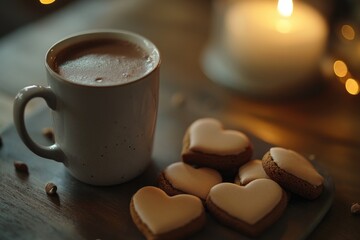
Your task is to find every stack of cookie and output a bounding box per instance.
[130,118,325,239]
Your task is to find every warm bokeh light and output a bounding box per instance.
[345,78,360,95]
[341,24,355,41]
[333,59,360,95]
[39,0,56,4]
[277,0,293,17]
[333,60,348,78]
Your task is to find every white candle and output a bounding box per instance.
[223,0,328,96]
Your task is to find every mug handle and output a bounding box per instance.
[13,85,65,162]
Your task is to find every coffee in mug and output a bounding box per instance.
[13,30,160,186]
[53,38,155,86]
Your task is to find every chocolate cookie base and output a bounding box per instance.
[262,151,323,200]
[181,129,252,177]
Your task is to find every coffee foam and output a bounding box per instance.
[54,39,155,86]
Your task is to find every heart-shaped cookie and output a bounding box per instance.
[160,162,222,200]
[206,179,287,237]
[189,118,249,155]
[269,147,324,186]
[235,159,269,185]
[130,186,206,239]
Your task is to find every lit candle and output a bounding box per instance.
[223,0,328,96]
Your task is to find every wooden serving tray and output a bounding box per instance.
[0,108,334,240]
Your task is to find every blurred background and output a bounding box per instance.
[1,0,359,146]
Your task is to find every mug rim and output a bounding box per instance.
[45,29,161,88]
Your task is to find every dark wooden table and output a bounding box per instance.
[1,0,359,239]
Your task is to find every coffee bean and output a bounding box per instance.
[351,202,360,215]
[14,161,29,174]
[45,182,57,195]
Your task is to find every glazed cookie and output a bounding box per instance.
[158,162,222,201]
[234,159,269,185]
[262,147,324,200]
[182,118,252,176]
[206,179,287,237]
[130,186,206,240]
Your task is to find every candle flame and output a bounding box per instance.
[278,0,293,17]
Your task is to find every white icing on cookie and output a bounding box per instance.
[238,159,269,185]
[133,186,203,234]
[270,147,324,186]
[164,162,222,200]
[209,180,283,225]
[189,118,249,155]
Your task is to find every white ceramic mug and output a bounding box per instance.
[13,30,160,186]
